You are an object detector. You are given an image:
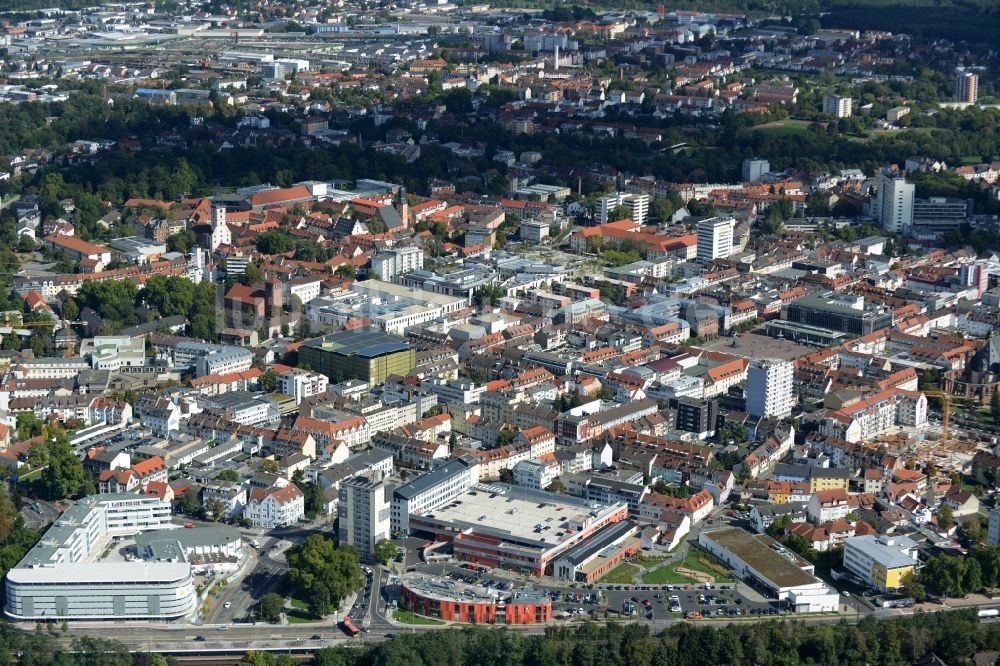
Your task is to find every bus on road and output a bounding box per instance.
[339,617,360,638]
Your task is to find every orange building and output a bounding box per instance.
[401,574,552,624]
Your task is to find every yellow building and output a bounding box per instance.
[810,473,850,493]
[842,534,917,591]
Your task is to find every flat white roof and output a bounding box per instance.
[8,561,189,584]
[424,484,623,549]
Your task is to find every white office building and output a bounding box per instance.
[370,245,424,283]
[4,494,195,621]
[822,95,852,118]
[746,359,794,419]
[696,217,734,262]
[513,458,561,490]
[741,158,770,183]
[171,342,253,378]
[390,457,481,534]
[875,169,914,234]
[339,474,392,557]
[277,369,329,404]
[598,192,650,226]
[956,70,979,104]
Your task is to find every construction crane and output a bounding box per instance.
[0,318,59,329]
[924,389,952,450]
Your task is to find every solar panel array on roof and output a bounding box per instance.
[306,329,410,357]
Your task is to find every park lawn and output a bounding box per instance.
[289,596,309,610]
[394,610,444,625]
[642,549,734,585]
[601,563,640,585]
[635,553,667,567]
[287,610,316,624]
[16,468,42,482]
[750,119,812,136]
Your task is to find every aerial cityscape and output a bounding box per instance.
[0,0,998,664]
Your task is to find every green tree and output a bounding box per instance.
[259,370,278,392]
[901,570,925,600]
[964,557,984,593]
[76,279,139,330]
[38,439,88,500]
[241,262,264,286]
[16,412,44,440]
[139,275,196,318]
[286,535,364,610]
[178,487,200,515]
[991,390,1000,425]
[60,297,79,321]
[607,204,632,222]
[548,479,566,494]
[206,498,225,521]
[497,429,518,447]
[303,481,325,518]
[257,593,284,623]
[307,581,333,619]
[216,469,240,483]
[71,636,133,666]
[938,504,955,531]
[651,197,675,224]
[373,538,398,565]
[499,468,514,484]
[166,229,197,254]
[761,206,785,234]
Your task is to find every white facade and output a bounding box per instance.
[741,158,770,182]
[338,474,391,557]
[698,528,838,612]
[513,458,561,490]
[746,359,794,419]
[391,457,481,534]
[210,206,231,251]
[80,335,147,371]
[277,369,329,404]
[842,534,919,591]
[12,357,89,379]
[245,486,305,528]
[287,279,323,305]
[598,192,650,226]
[696,217,734,261]
[370,245,424,282]
[876,170,914,233]
[3,494,193,621]
[822,95,852,118]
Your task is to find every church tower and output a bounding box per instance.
[397,185,410,227]
[210,205,231,251]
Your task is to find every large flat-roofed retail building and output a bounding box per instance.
[299,329,415,385]
[4,494,199,621]
[698,527,839,613]
[408,483,629,578]
[782,292,892,336]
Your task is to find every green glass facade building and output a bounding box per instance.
[299,329,415,386]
